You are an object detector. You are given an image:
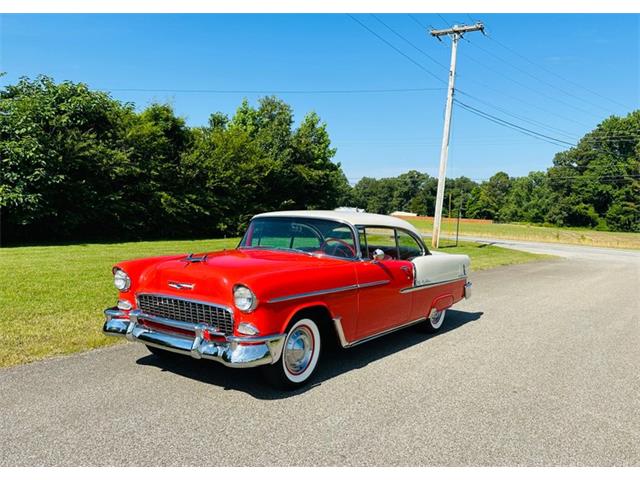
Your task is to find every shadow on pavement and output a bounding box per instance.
[136,309,483,400]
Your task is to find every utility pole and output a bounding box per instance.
[430,23,484,249]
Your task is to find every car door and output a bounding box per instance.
[354,227,414,338]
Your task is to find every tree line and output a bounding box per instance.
[1,76,638,245]
[0,76,351,243]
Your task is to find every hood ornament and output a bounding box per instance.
[168,281,195,290]
[184,253,208,263]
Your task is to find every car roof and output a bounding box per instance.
[252,210,423,238]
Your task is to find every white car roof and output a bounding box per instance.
[252,210,423,238]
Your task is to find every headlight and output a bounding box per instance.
[233,285,257,312]
[113,268,131,292]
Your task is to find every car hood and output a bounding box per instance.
[134,248,349,302]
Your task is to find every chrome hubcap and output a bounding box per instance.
[431,311,444,327]
[284,326,314,375]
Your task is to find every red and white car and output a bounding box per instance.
[103,210,472,388]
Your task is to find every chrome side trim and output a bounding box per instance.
[267,285,358,304]
[400,276,467,294]
[358,279,391,289]
[332,316,349,348]
[227,333,286,344]
[266,279,391,304]
[333,315,427,349]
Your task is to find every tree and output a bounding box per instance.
[466,172,512,220]
[1,77,349,243]
[545,110,640,230]
[0,76,136,242]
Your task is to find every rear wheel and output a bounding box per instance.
[419,309,446,333]
[262,317,322,389]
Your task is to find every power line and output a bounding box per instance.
[404,21,620,130]
[462,35,617,116]
[456,86,595,131]
[466,14,479,24]
[457,38,602,119]
[436,14,451,27]
[403,16,601,131]
[407,13,427,30]
[100,86,639,144]
[370,14,449,70]
[347,14,446,85]
[421,15,623,127]
[455,89,580,140]
[485,31,636,112]
[454,99,576,148]
[335,135,638,145]
[104,86,445,94]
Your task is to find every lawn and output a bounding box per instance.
[0,238,550,368]
[405,217,640,250]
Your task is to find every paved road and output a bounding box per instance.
[1,242,639,466]
[435,234,640,260]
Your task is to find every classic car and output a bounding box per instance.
[103,210,472,388]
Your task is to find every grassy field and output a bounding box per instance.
[405,217,640,250]
[0,238,550,368]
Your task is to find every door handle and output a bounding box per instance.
[400,266,412,278]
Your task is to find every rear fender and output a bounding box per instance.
[430,294,454,313]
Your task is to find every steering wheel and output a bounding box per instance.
[320,237,356,258]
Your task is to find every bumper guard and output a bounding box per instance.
[103,308,285,368]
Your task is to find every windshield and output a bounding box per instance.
[239,217,358,259]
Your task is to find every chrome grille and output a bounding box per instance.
[137,294,234,335]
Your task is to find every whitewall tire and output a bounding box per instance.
[421,309,446,333]
[263,318,321,389]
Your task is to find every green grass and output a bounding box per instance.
[0,238,239,368]
[0,237,550,368]
[406,217,640,250]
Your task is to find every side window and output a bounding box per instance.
[326,226,357,251]
[364,227,398,260]
[397,230,424,260]
[358,227,368,259]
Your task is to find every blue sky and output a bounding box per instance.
[1,13,638,183]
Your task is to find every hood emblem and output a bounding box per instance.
[184,253,208,263]
[168,281,195,290]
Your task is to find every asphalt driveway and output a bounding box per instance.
[1,242,638,466]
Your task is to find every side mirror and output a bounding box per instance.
[372,248,385,262]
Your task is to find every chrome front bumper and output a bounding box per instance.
[103,308,285,368]
[464,281,473,299]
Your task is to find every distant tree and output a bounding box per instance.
[391,170,428,212]
[467,172,512,220]
[408,176,438,216]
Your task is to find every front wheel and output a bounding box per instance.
[419,309,446,333]
[262,318,322,389]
